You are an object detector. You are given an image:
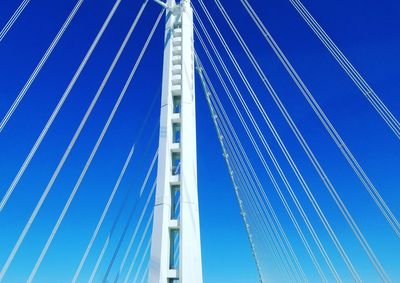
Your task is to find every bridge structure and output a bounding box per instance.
[0,0,399,282]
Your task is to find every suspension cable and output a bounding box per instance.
[0,0,85,133]
[196,56,265,283]
[122,213,153,283]
[290,0,400,140]
[194,11,342,280]
[0,0,31,42]
[72,84,159,283]
[0,0,122,213]
[207,73,309,281]
[214,1,382,282]
[236,171,294,281]
[0,5,155,282]
[130,237,151,283]
[195,41,328,281]
[216,118,304,280]
[113,196,154,281]
[24,11,163,282]
[220,119,299,282]
[209,90,307,282]
[241,0,400,246]
[209,81,302,281]
[71,143,136,283]
[197,1,388,279]
[222,128,292,279]
[87,165,157,283]
[139,265,149,283]
[102,181,156,282]
[201,52,311,282]
[239,0,393,280]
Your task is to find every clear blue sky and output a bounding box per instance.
[0,0,399,282]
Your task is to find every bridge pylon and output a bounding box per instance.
[149,0,203,282]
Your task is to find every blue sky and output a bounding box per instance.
[0,0,400,282]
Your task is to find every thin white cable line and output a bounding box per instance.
[201,51,304,273]
[222,128,290,279]
[238,177,294,281]
[71,143,136,283]
[0,0,122,213]
[221,121,299,282]
[0,0,85,133]
[234,167,293,282]
[88,237,108,283]
[241,197,290,282]
[195,15,337,282]
[228,139,300,282]
[243,0,399,244]
[211,95,307,282]
[138,265,149,283]
[0,2,148,278]
[26,11,163,283]
[71,4,152,279]
[106,155,157,282]
[196,58,265,283]
[214,121,305,282]
[196,1,364,279]
[0,0,31,41]
[290,0,400,139]
[72,87,158,283]
[88,180,156,283]
[208,87,308,282]
[210,88,301,281]
[131,237,151,283]
[239,0,392,280]
[87,152,157,283]
[203,49,309,281]
[114,190,154,281]
[215,1,375,282]
[0,1,123,280]
[195,45,327,282]
[100,77,160,283]
[290,0,393,133]
[123,213,153,283]
[110,183,156,283]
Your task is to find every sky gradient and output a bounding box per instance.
[0,0,400,282]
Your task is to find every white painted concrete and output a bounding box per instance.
[149,1,203,282]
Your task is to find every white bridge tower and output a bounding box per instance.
[149,0,203,282]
